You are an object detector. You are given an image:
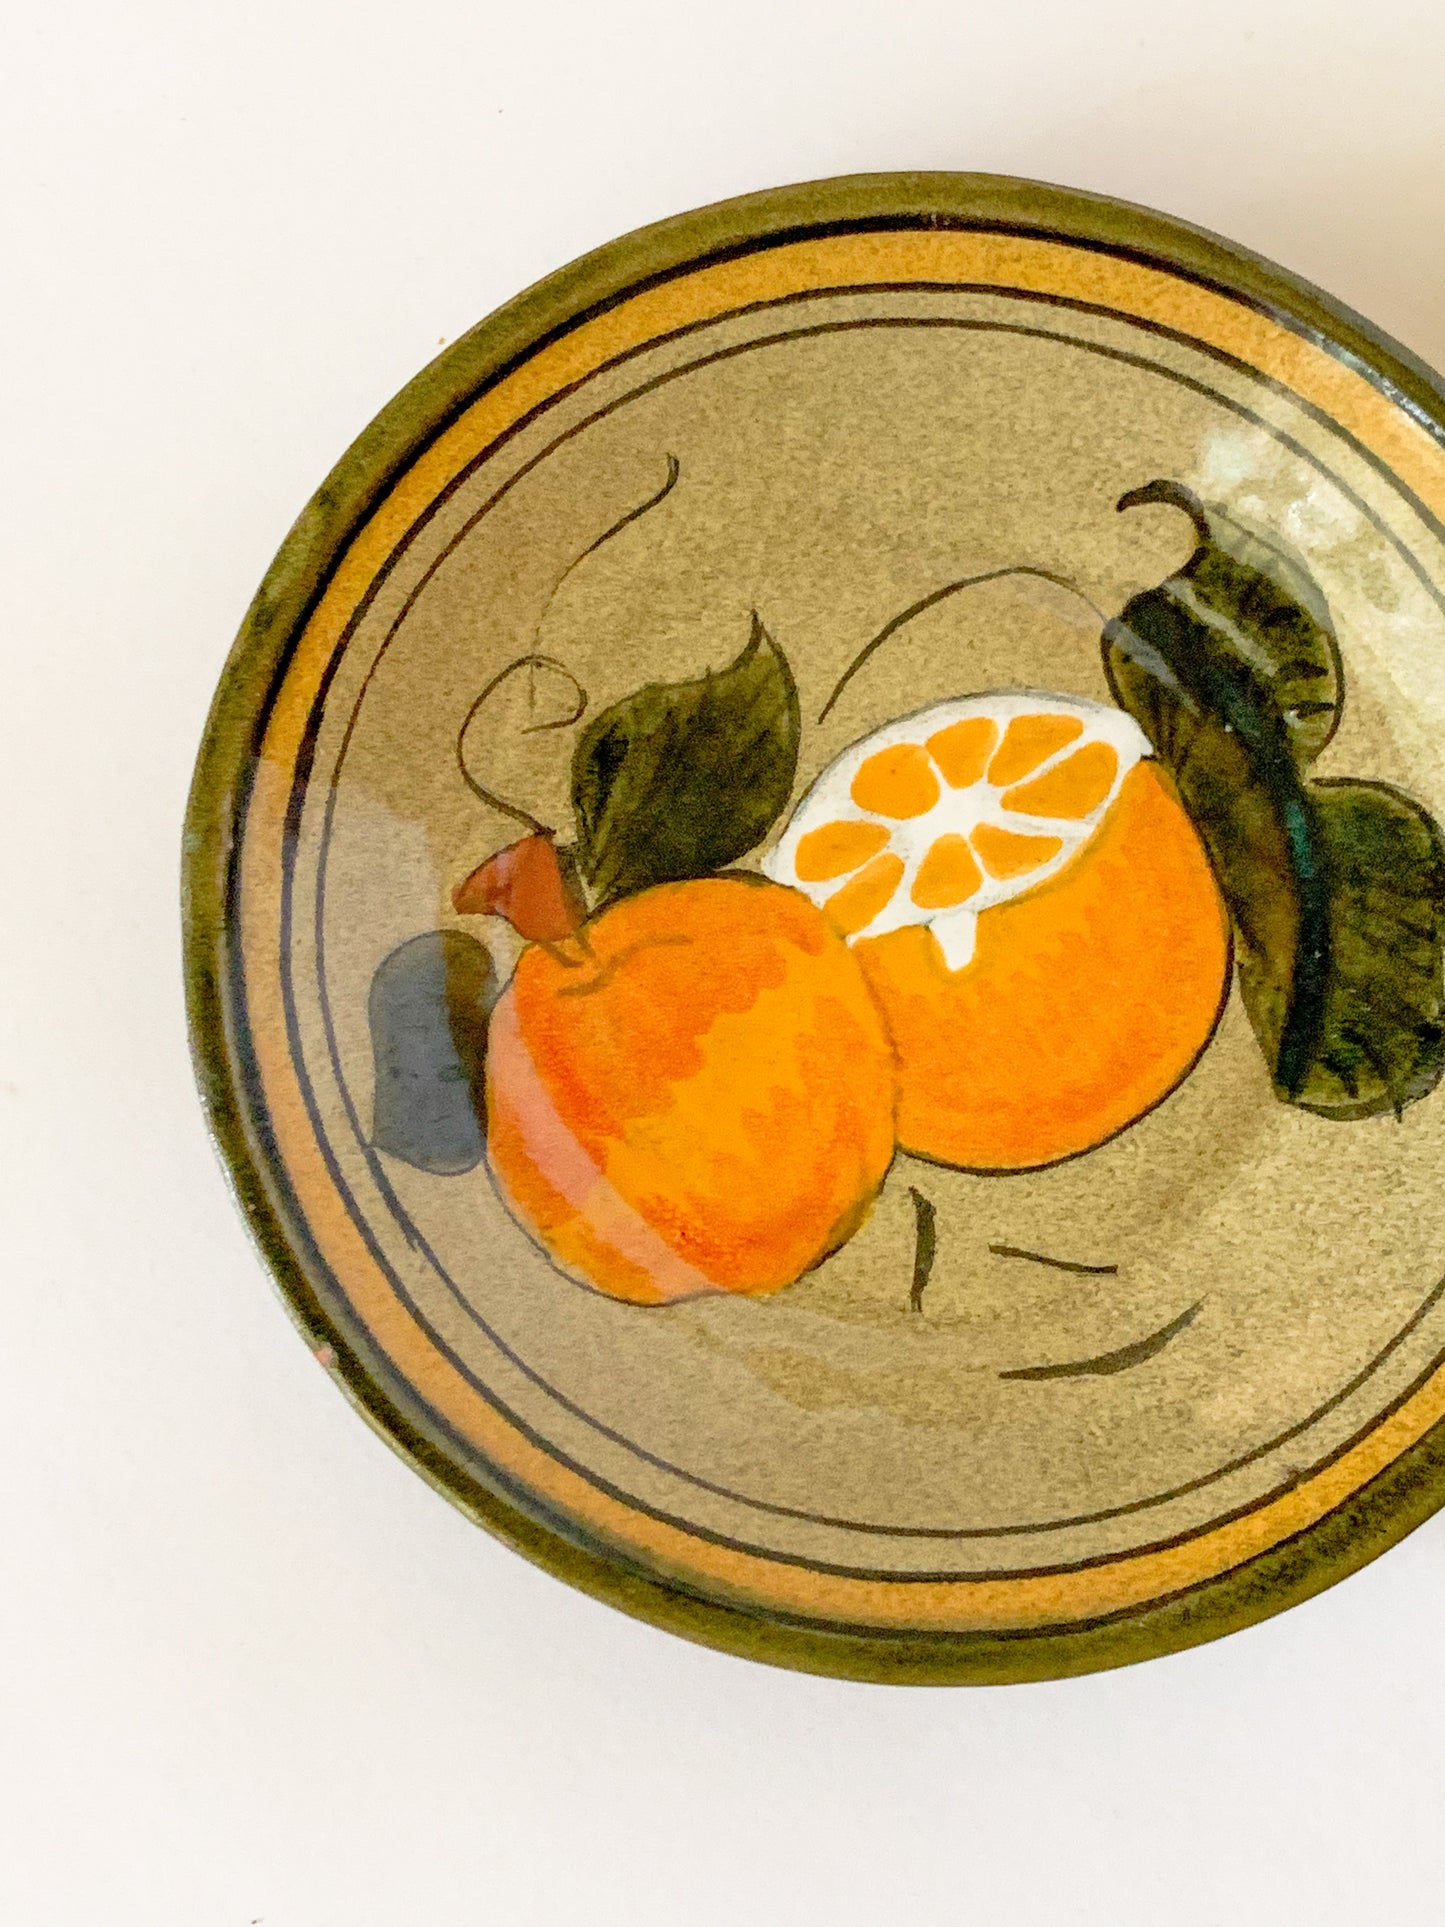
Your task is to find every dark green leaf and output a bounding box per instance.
[1105,488,1445,1122]
[1105,561,1326,1094]
[1116,480,1343,766]
[369,931,497,1174]
[570,615,801,905]
[1281,781,1445,1118]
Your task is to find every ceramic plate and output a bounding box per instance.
[185,173,1445,1681]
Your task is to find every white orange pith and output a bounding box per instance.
[764,691,1232,1170]
[767,693,1150,968]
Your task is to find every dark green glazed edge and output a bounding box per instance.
[182,171,1445,1683]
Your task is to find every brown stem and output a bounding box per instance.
[1116,478,1212,553]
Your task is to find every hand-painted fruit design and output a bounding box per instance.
[482,874,897,1304]
[764,691,1231,1170]
[375,467,1445,1309]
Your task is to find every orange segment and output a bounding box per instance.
[911,834,982,909]
[825,852,906,934]
[987,712,1083,786]
[1002,740,1119,820]
[850,744,940,819]
[794,818,891,882]
[972,822,1064,880]
[926,715,998,789]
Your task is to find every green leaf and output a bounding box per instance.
[570,615,801,906]
[1278,780,1445,1119]
[1105,482,1445,1121]
[1116,480,1343,767]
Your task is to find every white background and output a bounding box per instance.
[5,3,1445,1921]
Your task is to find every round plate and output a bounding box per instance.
[185,172,1445,1682]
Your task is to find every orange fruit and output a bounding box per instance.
[764,691,1231,1170]
[484,874,896,1303]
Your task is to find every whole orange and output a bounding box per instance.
[484,874,897,1303]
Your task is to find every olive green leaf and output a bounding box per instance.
[369,931,497,1173]
[1116,479,1343,767]
[1269,780,1445,1119]
[1105,485,1445,1120]
[570,615,801,906]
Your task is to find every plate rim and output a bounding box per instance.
[182,169,1445,1683]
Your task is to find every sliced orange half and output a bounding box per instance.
[763,691,1231,1170]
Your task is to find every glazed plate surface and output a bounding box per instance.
[185,173,1445,1680]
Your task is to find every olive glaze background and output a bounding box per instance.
[10,2,1445,1923]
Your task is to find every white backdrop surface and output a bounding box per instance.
[5,4,1445,1922]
